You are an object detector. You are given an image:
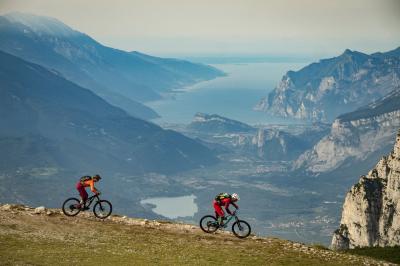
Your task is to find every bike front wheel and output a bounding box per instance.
[232,220,251,238]
[62,198,81,216]
[93,200,112,219]
[200,215,219,233]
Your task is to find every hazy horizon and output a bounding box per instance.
[0,0,399,59]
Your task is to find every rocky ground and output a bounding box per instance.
[0,204,396,265]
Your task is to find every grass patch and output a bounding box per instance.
[346,246,400,264]
[311,243,329,250]
[0,210,387,266]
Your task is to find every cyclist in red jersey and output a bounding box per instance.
[213,193,239,226]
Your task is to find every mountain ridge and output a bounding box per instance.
[0,12,224,119]
[294,86,400,174]
[256,47,400,122]
[0,49,217,175]
[187,113,255,134]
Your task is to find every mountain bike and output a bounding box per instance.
[62,194,112,219]
[199,211,251,238]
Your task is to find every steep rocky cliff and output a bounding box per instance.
[331,130,400,250]
[295,89,400,173]
[256,47,400,122]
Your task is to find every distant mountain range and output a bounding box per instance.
[0,50,217,175]
[295,87,400,174]
[249,127,329,161]
[0,12,224,120]
[186,113,329,161]
[255,47,400,122]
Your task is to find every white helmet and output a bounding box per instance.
[231,193,240,201]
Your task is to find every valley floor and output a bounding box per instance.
[0,204,394,265]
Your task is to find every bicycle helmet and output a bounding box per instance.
[93,174,101,180]
[231,193,240,201]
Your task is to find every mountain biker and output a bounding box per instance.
[213,192,239,226]
[76,174,101,210]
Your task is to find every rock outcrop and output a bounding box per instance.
[331,130,400,250]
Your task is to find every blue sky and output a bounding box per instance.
[1,0,399,58]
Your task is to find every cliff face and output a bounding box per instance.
[331,130,400,250]
[256,48,400,122]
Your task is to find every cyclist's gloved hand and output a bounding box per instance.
[96,191,101,195]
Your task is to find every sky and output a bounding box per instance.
[0,0,399,58]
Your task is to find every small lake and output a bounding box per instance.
[140,194,198,219]
[147,62,307,125]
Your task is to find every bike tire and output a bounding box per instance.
[199,215,219,233]
[62,197,81,217]
[93,200,112,219]
[232,220,251,238]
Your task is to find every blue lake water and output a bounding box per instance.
[147,62,307,125]
[140,194,198,219]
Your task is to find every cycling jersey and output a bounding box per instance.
[213,197,238,217]
[76,179,99,203]
[81,179,99,194]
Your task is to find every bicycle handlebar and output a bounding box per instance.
[227,209,239,217]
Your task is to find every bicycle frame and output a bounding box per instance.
[84,194,99,207]
[220,211,239,227]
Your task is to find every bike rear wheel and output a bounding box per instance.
[232,220,251,238]
[62,198,81,216]
[93,200,112,219]
[200,215,219,233]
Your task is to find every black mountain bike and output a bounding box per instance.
[62,194,112,219]
[199,211,251,238]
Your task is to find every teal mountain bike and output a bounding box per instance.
[199,211,251,238]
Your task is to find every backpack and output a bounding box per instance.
[215,192,231,203]
[80,175,92,184]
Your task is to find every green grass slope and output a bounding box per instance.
[347,247,400,264]
[0,204,393,265]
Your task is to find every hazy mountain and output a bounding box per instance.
[185,113,328,161]
[248,127,329,161]
[187,113,255,134]
[295,87,400,174]
[0,12,224,119]
[0,50,217,175]
[256,47,400,122]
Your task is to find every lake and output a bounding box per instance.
[140,194,198,219]
[147,62,307,125]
